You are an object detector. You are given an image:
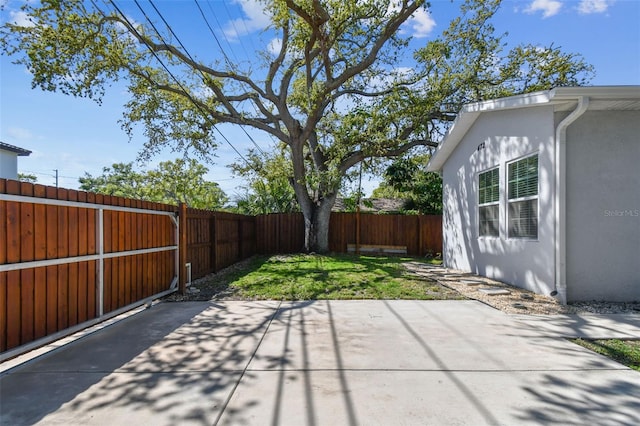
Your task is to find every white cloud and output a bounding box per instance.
[9,10,35,27]
[408,9,436,38]
[525,0,562,18]
[267,38,282,55]
[224,0,271,40]
[7,127,34,141]
[577,0,611,14]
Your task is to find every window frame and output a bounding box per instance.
[507,154,539,240]
[478,167,500,238]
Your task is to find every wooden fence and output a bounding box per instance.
[256,212,442,256]
[0,179,178,358]
[182,207,256,281]
[1,178,441,357]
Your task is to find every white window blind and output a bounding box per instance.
[508,155,538,239]
[478,168,499,237]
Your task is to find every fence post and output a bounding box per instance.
[418,215,423,257]
[355,208,361,254]
[211,213,218,272]
[179,203,187,294]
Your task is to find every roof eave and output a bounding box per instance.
[0,141,32,156]
[426,90,552,172]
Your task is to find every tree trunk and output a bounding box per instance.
[302,193,337,253]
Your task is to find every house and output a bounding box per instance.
[426,86,640,303]
[0,141,32,180]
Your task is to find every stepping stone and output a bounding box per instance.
[478,287,512,296]
[460,280,483,286]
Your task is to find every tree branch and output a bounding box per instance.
[338,138,436,174]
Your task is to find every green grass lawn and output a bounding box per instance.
[572,339,640,371]
[190,254,458,301]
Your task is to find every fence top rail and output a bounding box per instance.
[185,208,255,220]
[0,178,176,213]
[0,193,179,217]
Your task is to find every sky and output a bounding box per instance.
[1,0,639,199]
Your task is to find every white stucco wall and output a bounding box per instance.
[0,150,19,180]
[442,105,557,295]
[564,110,640,302]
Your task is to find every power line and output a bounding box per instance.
[224,0,259,55]
[195,0,279,153]
[193,0,237,69]
[104,0,249,164]
[144,0,266,156]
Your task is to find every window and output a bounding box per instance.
[478,168,499,237]
[508,155,538,239]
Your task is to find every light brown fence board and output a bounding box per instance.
[1,179,179,355]
[258,212,442,257]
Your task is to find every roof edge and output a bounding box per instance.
[426,86,640,172]
[426,91,552,172]
[550,85,640,100]
[0,141,32,156]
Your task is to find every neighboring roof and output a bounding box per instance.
[0,141,32,156]
[426,86,640,172]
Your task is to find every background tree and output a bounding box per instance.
[17,173,38,183]
[1,0,593,252]
[380,155,442,215]
[79,159,228,209]
[79,162,148,199]
[231,145,299,215]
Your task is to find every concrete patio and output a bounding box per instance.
[1,300,639,425]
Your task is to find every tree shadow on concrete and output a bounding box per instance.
[516,372,640,424]
[0,301,280,426]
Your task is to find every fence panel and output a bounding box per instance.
[258,212,442,256]
[185,209,215,280]
[184,209,256,281]
[0,179,178,357]
[256,213,305,254]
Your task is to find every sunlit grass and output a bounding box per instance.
[572,339,640,371]
[200,254,459,301]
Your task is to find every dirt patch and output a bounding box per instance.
[165,257,261,302]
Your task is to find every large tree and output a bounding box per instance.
[1,0,593,252]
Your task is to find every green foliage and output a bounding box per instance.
[371,182,405,199]
[413,0,595,118]
[381,155,442,215]
[17,173,38,183]
[230,146,299,214]
[79,159,228,209]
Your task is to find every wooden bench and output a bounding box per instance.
[346,244,408,255]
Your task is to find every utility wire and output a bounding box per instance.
[198,0,281,152]
[224,0,259,55]
[204,0,247,65]
[194,0,237,68]
[105,0,248,163]
[146,0,266,156]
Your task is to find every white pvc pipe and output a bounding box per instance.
[554,96,589,304]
